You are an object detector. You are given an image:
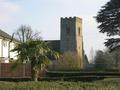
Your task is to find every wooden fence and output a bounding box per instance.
[0,63,46,79]
[0,63,31,78]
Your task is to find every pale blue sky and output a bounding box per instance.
[0,0,109,59]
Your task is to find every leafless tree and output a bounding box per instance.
[14,25,41,42]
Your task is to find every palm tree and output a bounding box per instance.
[12,40,59,82]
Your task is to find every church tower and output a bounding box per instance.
[60,17,84,68]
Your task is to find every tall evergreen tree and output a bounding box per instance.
[96,0,120,51]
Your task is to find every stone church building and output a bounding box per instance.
[47,16,84,68]
[0,16,86,68]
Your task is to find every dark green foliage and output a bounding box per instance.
[94,50,111,70]
[94,49,120,70]
[96,0,120,51]
[46,71,120,77]
[12,40,59,81]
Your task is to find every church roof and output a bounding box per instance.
[0,30,19,42]
[45,40,60,52]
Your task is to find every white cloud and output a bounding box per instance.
[0,0,21,22]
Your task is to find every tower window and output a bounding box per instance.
[78,27,80,36]
[66,27,70,35]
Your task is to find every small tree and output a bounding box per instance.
[12,25,60,81]
[12,40,59,81]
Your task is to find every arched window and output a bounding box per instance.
[66,27,70,35]
[78,27,80,36]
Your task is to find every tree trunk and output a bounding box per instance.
[31,64,39,82]
[34,70,39,82]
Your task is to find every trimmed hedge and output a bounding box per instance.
[46,71,120,77]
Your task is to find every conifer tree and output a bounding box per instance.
[96,0,120,51]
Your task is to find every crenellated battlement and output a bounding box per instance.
[61,16,82,23]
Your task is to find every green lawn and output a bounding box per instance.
[0,78,119,90]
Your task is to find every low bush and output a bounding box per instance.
[49,52,82,71]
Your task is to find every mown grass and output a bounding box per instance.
[0,78,119,90]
